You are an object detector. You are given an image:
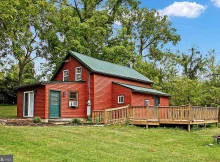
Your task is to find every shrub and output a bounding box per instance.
[32,116,42,123]
[72,118,81,125]
[86,117,92,123]
[125,119,130,126]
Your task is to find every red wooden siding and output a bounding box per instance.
[53,56,90,82]
[45,83,87,118]
[132,92,155,106]
[132,92,169,106]
[160,96,169,106]
[112,84,132,107]
[93,74,152,110]
[17,86,46,118]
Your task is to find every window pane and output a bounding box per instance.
[24,93,29,116]
[118,96,124,103]
[75,67,82,81]
[70,92,77,99]
[63,70,69,81]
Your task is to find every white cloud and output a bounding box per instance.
[211,0,220,7]
[158,1,207,18]
[114,21,122,26]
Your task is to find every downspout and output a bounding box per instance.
[87,72,91,117]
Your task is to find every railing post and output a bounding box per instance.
[146,105,148,120]
[104,108,107,126]
[188,104,191,122]
[188,104,191,132]
[158,106,160,121]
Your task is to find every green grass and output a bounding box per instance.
[0,105,16,118]
[0,126,220,162]
[1,105,220,162]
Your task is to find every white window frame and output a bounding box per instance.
[63,69,69,81]
[69,91,79,108]
[23,91,34,117]
[118,95,124,104]
[75,66,82,81]
[144,100,150,106]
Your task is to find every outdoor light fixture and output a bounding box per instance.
[63,91,66,96]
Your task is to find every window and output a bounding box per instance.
[75,67,82,81]
[144,100,150,106]
[23,91,34,117]
[69,91,78,107]
[154,97,160,106]
[63,70,69,81]
[118,95,124,104]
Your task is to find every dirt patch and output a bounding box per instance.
[0,119,57,126]
[0,119,96,126]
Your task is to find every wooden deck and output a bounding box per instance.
[92,105,219,132]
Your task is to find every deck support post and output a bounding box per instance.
[204,124,206,129]
[92,111,94,124]
[188,124,191,132]
[146,124,148,129]
[216,122,218,127]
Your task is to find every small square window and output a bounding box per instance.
[144,100,150,106]
[63,70,69,81]
[118,95,124,104]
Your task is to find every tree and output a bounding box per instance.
[116,7,180,59]
[0,61,38,103]
[0,0,57,85]
[177,47,207,80]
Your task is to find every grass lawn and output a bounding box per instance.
[0,105,220,162]
[0,105,17,118]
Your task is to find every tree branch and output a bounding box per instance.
[73,0,83,22]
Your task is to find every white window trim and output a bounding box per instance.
[63,69,69,81]
[118,95,124,104]
[75,66,82,81]
[23,91,34,117]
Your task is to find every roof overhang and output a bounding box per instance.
[16,81,86,90]
[113,82,170,97]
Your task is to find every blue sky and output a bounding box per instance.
[140,0,220,58]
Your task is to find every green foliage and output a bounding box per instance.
[2,0,220,107]
[0,0,57,85]
[32,116,42,123]
[71,118,81,125]
[0,61,38,103]
[125,119,130,126]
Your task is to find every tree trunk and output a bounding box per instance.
[18,63,24,86]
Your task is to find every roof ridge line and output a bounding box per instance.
[69,50,133,70]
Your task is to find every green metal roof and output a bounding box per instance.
[113,82,170,97]
[69,51,153,84]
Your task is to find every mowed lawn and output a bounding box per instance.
[1,106,220,162]
[0,105,17,118]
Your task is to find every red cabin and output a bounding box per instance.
[17,51,170,120]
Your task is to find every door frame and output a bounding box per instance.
[23,91,35,117]
[49,90,61,118]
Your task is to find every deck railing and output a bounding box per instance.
[92,104,219,125]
